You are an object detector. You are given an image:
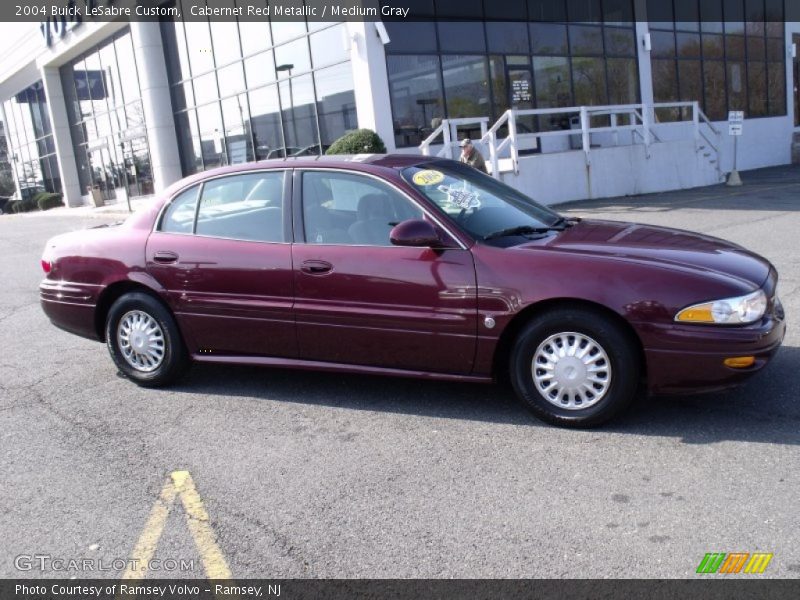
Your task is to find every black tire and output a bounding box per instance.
[105,292,189,387]
[509,306,640,428]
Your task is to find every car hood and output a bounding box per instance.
[520,219,772,288]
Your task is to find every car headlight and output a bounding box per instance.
[675,289,767,325]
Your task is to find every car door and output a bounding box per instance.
[146,170,297,357]
[292,168,478,374]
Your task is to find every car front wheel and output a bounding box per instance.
[105,292,188,387]
[510,307,641,428]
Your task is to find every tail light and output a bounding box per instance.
[41,259,52,273]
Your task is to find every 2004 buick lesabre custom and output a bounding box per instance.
[40,156,786,427]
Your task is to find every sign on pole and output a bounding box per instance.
[728,110,744,136]
[727,110,743,186]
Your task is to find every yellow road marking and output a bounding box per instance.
[121,478,178,579]
[122,470,231,580]
[172,470,232,580]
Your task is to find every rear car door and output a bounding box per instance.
[146,170,296,357]
[292,168,478,374]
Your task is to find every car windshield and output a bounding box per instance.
[402,161,562,242]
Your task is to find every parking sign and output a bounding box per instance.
[729,111,744,136]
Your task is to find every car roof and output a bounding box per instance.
[197,153,439,179]
[160,154,442,200]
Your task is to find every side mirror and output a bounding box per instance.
[390,219,441,248]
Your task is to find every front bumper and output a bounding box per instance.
[636,315,786,394]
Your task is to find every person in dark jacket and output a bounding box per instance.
[459,138,487,174]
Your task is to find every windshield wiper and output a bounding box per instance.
[551,216,580,228]
[483,225,563,241]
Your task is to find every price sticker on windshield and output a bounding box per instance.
[412,170,445,186]
[438,185,480,210]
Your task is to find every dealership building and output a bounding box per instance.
[1,0,799,208]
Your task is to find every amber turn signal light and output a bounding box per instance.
[723,356,755,368]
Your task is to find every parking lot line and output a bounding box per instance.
[122,470,231,580]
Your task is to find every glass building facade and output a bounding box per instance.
[382,0,640,148]
[60,28,154,202]
[0,4,796,208]
[161,0,357,176]
[0,121,12,195]
[648,0,786,121]
[382,0,787,147]
[2,80,61,196]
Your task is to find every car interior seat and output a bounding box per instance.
[303,177,351,244]
[347,194,396,246]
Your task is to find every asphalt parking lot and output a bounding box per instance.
[1,165,798,579]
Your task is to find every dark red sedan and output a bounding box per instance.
[40,156,786,427]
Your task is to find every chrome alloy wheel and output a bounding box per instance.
[531,332,612,410]
[117,310,165,372]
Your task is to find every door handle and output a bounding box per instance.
[301,259,333,275]
[153,250,179,264]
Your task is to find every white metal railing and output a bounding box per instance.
[418,101,721,179]
[419,117,490,159]
[654,101,722,179]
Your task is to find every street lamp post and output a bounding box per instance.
[276,63,296,156]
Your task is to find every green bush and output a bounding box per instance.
[11,198,36,213]
[325,129,387,155]
[6,192,62,213]
[36,192,64,211]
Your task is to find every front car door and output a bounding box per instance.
[146,170,296,357]
[292,168,478,374]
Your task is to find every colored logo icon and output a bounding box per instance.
[696,552,773,574]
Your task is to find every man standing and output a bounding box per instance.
[459,138,488,174]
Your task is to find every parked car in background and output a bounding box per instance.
[39,156,785,427]
[291,145,331,157]
[264,147,301,160]
[19,184,45,201]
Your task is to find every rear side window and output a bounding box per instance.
[160,186,199,234]
[195,172,286,243]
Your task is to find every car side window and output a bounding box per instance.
[160,186,199,234]
[302,171,423,246]
[195,172,285,243]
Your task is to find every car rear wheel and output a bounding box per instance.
[105,292,188,387]
[510,307,640,428]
